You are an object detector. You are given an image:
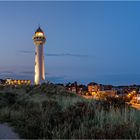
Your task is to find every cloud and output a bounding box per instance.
[19,50,89,58]
[19,50,34,54]
[0,71,13,75]
[47,75,67,83]
[0,72,33,81]
[45,53,88,57]
[20,71,34,75]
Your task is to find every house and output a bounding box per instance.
[65,82,86,94]
[88,82,100,93]
[65,82,77,93]
[97,90,117,98]
[0,79,6,85]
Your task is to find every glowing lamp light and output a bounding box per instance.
[36,32,44,36]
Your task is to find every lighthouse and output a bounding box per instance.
[33,27,46,85]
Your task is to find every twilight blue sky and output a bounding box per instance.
[0,1,140,85]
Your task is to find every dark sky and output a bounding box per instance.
[0,1,140,85]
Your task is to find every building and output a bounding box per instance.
[97,90,117,98]
[33,27,46,85]
[134,94,140,104]
[77,84,87,94]
[87,82,117,98]
[130,91,140,104]
[6,79,31,86]
[0,79,6,85]
[66,82,77,93]
[88,82,100,93]
[100,84,113,90]
[65,82,86,94]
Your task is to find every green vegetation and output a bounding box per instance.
[0,83,140,139]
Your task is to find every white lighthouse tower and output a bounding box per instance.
[33,27,46,85]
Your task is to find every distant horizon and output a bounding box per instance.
[1,74,140,86]
[0,1,140,86]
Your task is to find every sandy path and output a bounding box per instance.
[0,123,19,139]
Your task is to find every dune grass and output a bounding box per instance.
[0,83,140,139]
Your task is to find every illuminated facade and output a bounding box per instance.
[33,27,46,85]
[6,79,31,85]
[88,82,100,93]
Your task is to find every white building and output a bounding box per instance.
[136,94,140,104]
[32,27,46,85]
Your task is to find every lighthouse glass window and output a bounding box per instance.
[36,32,43,36]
